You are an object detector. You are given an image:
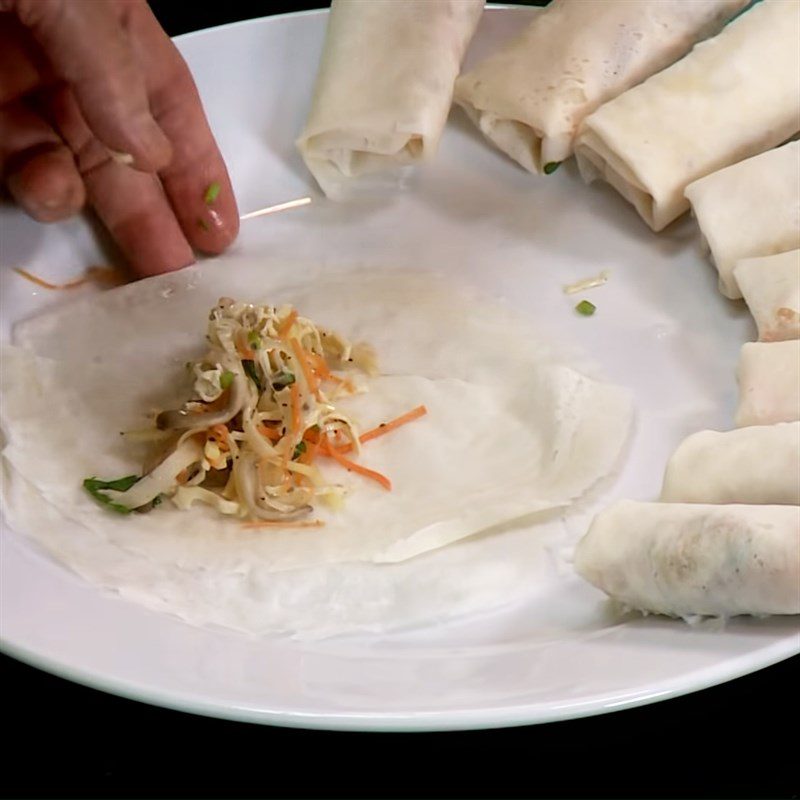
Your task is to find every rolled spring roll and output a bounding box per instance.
[296,0,483,198]
[660,423,800,505]
[734,250,800,342]
[574,0,800,231]
[735,340,800,427]
[454,0,747,174]
[574,500,800,617]
[684,142,800,299]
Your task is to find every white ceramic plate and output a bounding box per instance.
[1,7,798,731]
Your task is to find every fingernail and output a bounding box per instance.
[41,196,66,210]
[27,193,78,221]
[32,181,83,218]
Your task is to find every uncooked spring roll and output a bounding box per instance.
[735,340,800,427]
[660,423,800,505]
[574,0,800,231]
[574,500,800,617]
[684,142,800,299]
[735,250,800,342]
[296,0,483,198]
[454,0,747,174]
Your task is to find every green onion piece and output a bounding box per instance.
[83,475,141,514]
[247,330,262,350]
[272,370,296,390]
[543,161,561,175]
[197,217,210,231]
[292,441,307,460]
[243,360,262,391]
[575,299,596,316]
[220,370,235,390]
[152,494,164,507]
[204,182,221,204]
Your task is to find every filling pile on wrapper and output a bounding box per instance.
[81,296,422,524]
[0,260,633,637]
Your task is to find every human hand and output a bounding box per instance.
[0,0,239,276]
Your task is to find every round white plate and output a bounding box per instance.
[1,7,798,731]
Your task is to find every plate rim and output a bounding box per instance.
[2,633,797,731]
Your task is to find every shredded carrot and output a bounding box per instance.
[235,329,256,360]
[290,336,320,396]
[257,423,282,442]
[331,374,353,387]
[13,265,127,290]
[241,519,325,529]
[360,405,428,444]
[289,382,301,439]
[331,404,428,455]
[209,424,230,450]
[277,309,298,339]
[308,352,332,381]
[298,441,318,465]
[13,267,90,290]
[303,426,321,445]
[306,353,356,392]
[320,437,392,491]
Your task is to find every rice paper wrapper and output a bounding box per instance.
[1,260,633,637]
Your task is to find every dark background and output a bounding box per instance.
[3,2,798,798]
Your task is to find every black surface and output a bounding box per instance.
[2,3,798,799]
[3,650,798,798]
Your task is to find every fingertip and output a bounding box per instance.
[6,146,86,222]
[194,206,240,255]
[168,172,240,256]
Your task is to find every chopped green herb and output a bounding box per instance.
[197,217,210,231]
[204,181,221,204]
[292,441,307,460]
[152,494,164,507]
[272,370,296,390]
[220,370,235,390]
[247,330,262,350]
[243,360,262,391]
[83,475,141,514]
[543,161,561,175]
[575,299,596,316]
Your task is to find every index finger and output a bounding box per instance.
[126,2,239,255]
[5,0,172,171]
